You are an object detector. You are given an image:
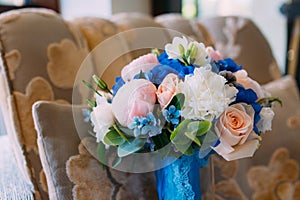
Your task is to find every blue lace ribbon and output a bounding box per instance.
[155,151,209,200]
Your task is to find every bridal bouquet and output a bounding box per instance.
[83,36,280,200]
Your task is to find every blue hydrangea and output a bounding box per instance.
[216,58,242,72]
[148,65,179,85]
[112,76,125,95]
[162,105,181,126]
[157,51,195,79]
[234,85,262,134]
[128,113,161,137]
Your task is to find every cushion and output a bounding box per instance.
[32,100,158,200]
[32,101,91,200]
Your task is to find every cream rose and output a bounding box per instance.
[234,70,264,99]
[213,103,259,161]
[112,79,157,127]
[156,73,179,108]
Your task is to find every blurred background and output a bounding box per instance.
[0,0,298,100]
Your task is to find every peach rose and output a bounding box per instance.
[212,103,259,161]
[121,53,159,81]
[112,79,157,127]
[156,73,179,108]
[234,70,264,99]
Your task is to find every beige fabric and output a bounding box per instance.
[32,101,86,200]
[154,13,214,46]
[66,137,158,200]
[198,16,282,84]
[0,8,90,199]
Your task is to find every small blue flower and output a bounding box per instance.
[128,113,162,137]
[162,105,181,126]
[216,58,242,72]
[82,108,91,122]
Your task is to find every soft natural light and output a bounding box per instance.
[60,0,112,20]
[199,0,287,72]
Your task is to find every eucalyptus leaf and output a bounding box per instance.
[170,119,192,141]
[185,131,201,146]
[112,156,122,168]
[168,93,185,110]
[103,130,125,146]
[200,130,218,151]
[97,142,106,165]
[187,120,212,137]
[117,138,147,157]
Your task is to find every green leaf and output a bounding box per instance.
[168,93,185,110]
[170,119,192,141]
[117,138,147,157]
[199,130,218,151]
[151,130,170,150]
[97,142,106,165]
[187,120,212,137]
[92,74,107,90]
[82,80,102,97]
[103,130,125,146]
[138,70,147,79]
[257,97,282,107]
[185,131,201,146]
[112,156,122,168]
[86,99,97,108]
[183,146,193,156]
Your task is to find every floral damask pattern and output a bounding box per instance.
[46,39,88,89]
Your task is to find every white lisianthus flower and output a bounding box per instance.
[189,41,209,66]
[165,36,189,61]
[165,36,210,66]
[178,65,238,121]
[90,96,114,143]
[256,107,275,133]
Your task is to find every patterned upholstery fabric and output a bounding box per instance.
[0,8,90,199]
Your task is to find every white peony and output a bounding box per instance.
[90,97,114,143]
[178,65,238,121]
[256,107,275,133]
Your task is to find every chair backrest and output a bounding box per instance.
[0,8,91,199]
[198,16,282,84]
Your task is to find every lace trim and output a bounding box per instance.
[172,156,195,200]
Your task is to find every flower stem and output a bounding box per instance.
[113,124,130,143]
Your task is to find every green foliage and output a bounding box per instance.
[257,97,282,107]
[170,119,212,155]
[117,138,147,157]
[97,142,106,169]
[103,130,125,146]
[168,93,185,110]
